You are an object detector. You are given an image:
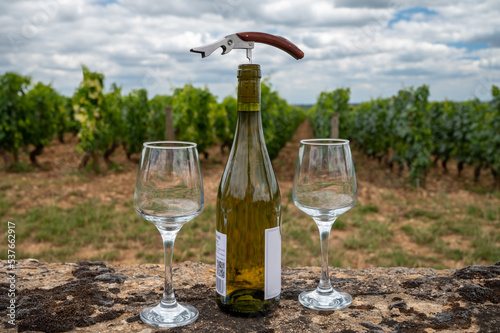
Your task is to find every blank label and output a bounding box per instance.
[265,227,281,299]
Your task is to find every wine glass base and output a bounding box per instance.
[140,302,199,328]
[299,288,352,311]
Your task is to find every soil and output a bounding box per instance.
[1,120,499,268]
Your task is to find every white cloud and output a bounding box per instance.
[0,0,499,103]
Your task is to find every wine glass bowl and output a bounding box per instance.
[134,141,204,327]
[293,139,357,310]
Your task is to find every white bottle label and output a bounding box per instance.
[265,226,281,299]
[215,230,227,296]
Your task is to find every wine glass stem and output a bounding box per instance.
[157,226,181,307]
[315,219,336,293]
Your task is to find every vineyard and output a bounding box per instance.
[2,66,499,189]
[310,86,500,188]
[1,66,499,268]
[0,66,305,172]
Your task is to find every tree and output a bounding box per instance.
[0,72,31,167]
[215,95,237,153]
[72,65,124,170]
[123,88,149,159]
[24,82,66,166]
[487,85,500,187]
[148,94,173,142]
[172,84,217,158]
[310,88,350,138]
[389,85,433,187]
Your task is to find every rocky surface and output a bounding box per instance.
[1,259,499,332]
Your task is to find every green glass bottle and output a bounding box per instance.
[215,64,282,316]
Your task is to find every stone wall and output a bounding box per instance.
[1,259,499,332]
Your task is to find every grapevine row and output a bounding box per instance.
[0,66,305,170]
[310,86,500,188]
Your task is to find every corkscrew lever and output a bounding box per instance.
[190,32,304,63]
[190,33,254,62]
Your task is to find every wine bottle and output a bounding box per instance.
[215,64,282,316]
[190,31,303,316]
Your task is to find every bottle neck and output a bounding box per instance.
[235,64,264,141]
[237,64,261,112]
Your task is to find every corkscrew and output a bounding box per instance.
[190,32,304,63]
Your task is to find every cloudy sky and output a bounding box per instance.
[1,0,499,104]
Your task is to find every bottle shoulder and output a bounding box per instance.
[218,146,280,202]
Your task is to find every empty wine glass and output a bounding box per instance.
[293,139,357,310]
[134,141,204,327]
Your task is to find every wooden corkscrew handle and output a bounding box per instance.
[236,32,304,60]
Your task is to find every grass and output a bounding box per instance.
[401,224,438,245]
[357,203,380,214]
[136,251,164,264]
[20,200,130,246]
[282,204,318,266]
[470,231,500,262]
[9,161,34,173]
[0,198,156,262]
[176,205,217,263]
[400,210,500,265]
[467,204,484,218]
[344,220,393,252]
[404,208,442,220]
[1,183,498,269]
[376,248,417,267]
[0,192,10,218]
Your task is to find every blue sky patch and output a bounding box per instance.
[95,0,117,6]
[459,56,481,61]
[388,7,438,28]
[446,42,490,52]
